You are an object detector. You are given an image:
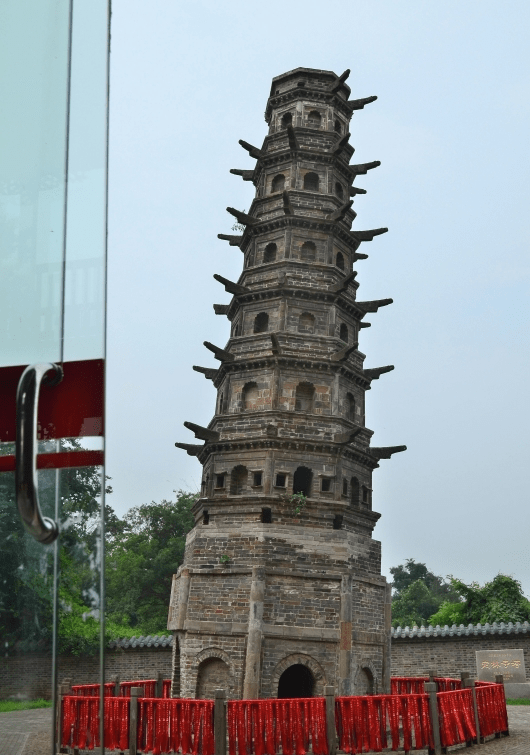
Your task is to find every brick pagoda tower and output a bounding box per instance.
[171,67,405,700]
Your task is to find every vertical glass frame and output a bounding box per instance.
[0,1,110,753]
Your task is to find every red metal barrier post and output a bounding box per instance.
[215,689,227,755]
[128,686,142,755]
[425,682,442,755]
[324,685,337,755]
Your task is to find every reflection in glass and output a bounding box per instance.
[0,459,105,698]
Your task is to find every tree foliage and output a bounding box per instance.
[391,580,441,628]
[390,559,458,628]
[390,559,530,629]
[430,574,530,626]
[105,492,196,635]
[390,559,457,601]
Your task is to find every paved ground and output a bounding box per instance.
[0,705,529,755]
[0,707,52,755]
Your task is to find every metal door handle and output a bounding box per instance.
[16,363,63,544]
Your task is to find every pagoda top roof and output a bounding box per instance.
[269,67,351,99]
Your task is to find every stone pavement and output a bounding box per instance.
[0,707,52,755]
[0,705,529,755]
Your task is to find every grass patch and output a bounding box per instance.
[0,699,52,713]
[506,698,530,705]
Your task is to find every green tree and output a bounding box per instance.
[390,559,459,628]
[390,558,456,600]
[391,580,441,628]
[429,574,530,626]
[105,491,196,636]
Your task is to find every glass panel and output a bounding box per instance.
[0,1,110,753]
[64,0,109,362]
[0,1,71,366]
[0,3,72,750]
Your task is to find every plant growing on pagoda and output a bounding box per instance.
[289,492,308,517]
[231,209,246,232]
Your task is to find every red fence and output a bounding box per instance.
[120,679,157,698]
[59,676,509,755]
[71,678,171,698]
[72,682,115,697]
[62,696,130,750]
[437,689,476,747]
[61,696,213,754]
[336,694,433,753]
[476,682,509,738]
[390,677,462,694]
[227,698,328,755]
[137,699,214,755]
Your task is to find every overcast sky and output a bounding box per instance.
[106,0,530,600]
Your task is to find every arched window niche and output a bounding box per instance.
[295,382,314,412]
[307,110,321,128]
[303,172,319,192]
[293,466,313,497]
[334,119,342,133]
[336,251,345,270]
[254,312,269,333]
[356,666,374,696]
[298,312,315,334]
[335,182,344,200]
[242,382,259,411]
[281,112,292,129]
[196,657,231,699]
[300,241,316,262]
[271,173,285,193]
[263,243,277,263]
[230,465,248,495]
[339,323,348,343]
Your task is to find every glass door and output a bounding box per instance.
[0,1,110,752]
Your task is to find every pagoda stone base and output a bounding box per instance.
[168,512,392,699]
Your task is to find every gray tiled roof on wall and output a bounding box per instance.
[108,623,530,647]
[392,621,530,639]
[109,635,174,649]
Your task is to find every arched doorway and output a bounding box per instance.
[278,664,314,698]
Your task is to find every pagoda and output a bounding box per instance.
[171,67,405,700]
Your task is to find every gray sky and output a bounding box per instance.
[106,0,530,598]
